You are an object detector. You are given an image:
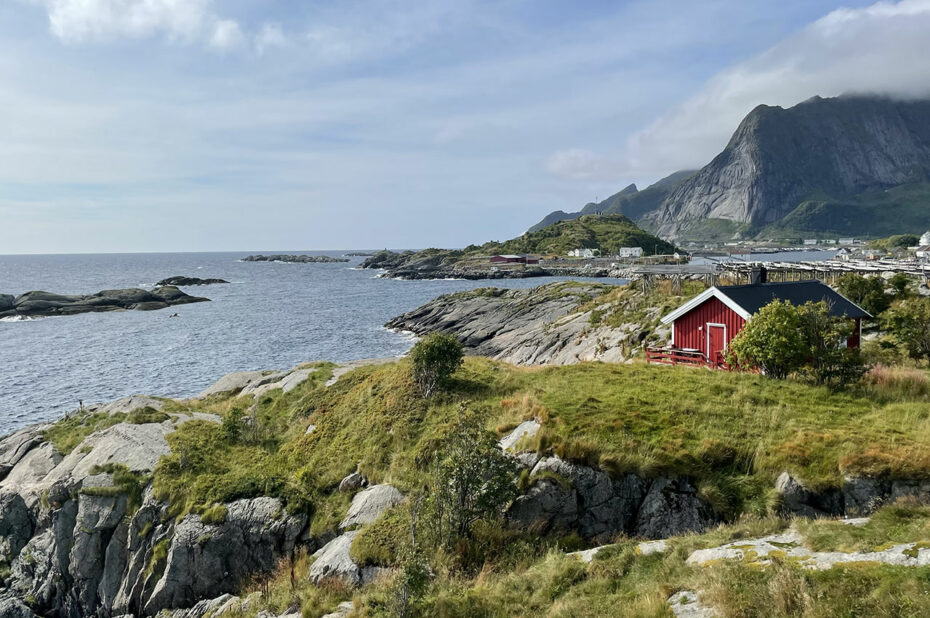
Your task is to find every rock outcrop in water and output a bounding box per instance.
[0,287,208,319]
[386,281,670,365]
[242,254,349,263]
[155,276,228,286]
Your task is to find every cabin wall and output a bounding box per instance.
[847,318,862,349]
[673,297,746,354]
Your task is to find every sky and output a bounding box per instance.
[2,0,930,254]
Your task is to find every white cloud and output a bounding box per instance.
[32,0,211,42]
[255,23,287,55]
[545,149,623,181]
[208,19,244,51]
[623,0,930,180]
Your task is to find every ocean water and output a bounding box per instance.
[0,252,621,433]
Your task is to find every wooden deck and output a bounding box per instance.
[645,346,730,370]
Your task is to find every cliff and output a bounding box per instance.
[651,95,930,238]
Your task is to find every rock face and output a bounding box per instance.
[340,484,404,530]
[155,276,229,286]
[242,254,349,263]
[386,282,667,365]
[507,456,715,542]
[649,95,930,238]
[774,472,930,518]
[0,287,208,319]
[0,401,307,617]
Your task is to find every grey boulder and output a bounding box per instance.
[340,484,403,530]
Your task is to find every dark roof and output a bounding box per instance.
[719,280,872,319]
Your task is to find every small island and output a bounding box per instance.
[0,286,209,319]
[241,254,349,263]
[155,276,229,286]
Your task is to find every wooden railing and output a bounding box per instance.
[646,347,732,371]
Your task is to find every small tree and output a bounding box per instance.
[796,302,866,388]
[836,273,891,317]
[409,333,464,398]
[883,297,930,362]
[423,409,518,551]
[728,300,807,379]
[888,273,914,299]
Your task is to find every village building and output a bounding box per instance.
[489,254,539,265]
[568,248,597,258]
[648,271,870,369]
[617,246,644,258]
[803,239,818,245]
[916,246,930,259]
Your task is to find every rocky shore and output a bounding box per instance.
[242,254,349,263]
[155,276,228,286]
[0,287,208,319]
[360,250,620,280]
[386,281,666,364]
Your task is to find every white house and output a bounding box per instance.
[803,239,817,246]
[617,246,644,258]
[568,248,597,258]
[917,246,930,259]
[839,238,856,245]
[920,231,930,246]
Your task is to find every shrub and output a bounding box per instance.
[796,302,866,388]
[729,300,865,387]
[836,273,891,316]
[409,333,464,398]
[883,296,930,362]
[728,300,807,379]
[422,408,518,551]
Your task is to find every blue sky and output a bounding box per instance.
[2,0,928,253]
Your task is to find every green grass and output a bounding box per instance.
[80,463,150,514]
[798,501,930,553]
[41,411,127,455]
[145,354,930,540]
[126,406,170,425]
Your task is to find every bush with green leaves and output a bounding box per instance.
[883,297,930,362]
[729,300,865,386]
[727,300,808,379]
[409,333,464,398]
[796,302,866,388]
[836,273,891,317]
[422,408,518,552]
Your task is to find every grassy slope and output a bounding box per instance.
[39,348,930,616]
[392,215,677,267]
[146,355,930,532]
[486,214,676,256]
[757,182,930,239]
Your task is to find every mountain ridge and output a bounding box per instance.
[530,95,930,241]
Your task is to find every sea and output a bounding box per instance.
[0,249,837,434]
[0,252,625,434]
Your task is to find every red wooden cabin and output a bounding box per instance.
[647,277,871,370]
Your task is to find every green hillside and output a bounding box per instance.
[486,214,676,256]
[759,182,930,239]
[120,355,930,616]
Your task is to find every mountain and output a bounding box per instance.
[529,95,930,241]
[649,95,930,239]
[527,172,694,233]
